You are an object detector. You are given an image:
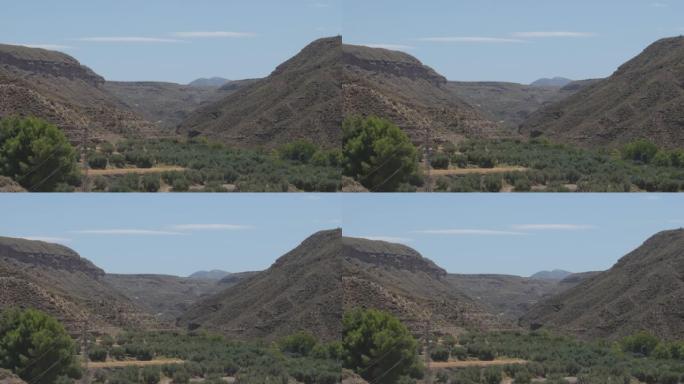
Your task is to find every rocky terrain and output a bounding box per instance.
[529,269,573,281]
[343,44,502,144]
[177,229,345,341]
[178,37,343,148]
[188,77,232,88]
[0,237,153,334]
[0,44,157,142]
[188,269,233,280]
[447,81,592,130]
[342,236,502,336]
[521,229,684,340]
[530,77,573,87]
[520,36,684,149]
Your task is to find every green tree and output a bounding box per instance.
[279,140,318,163]
[622,139,658,163]
[342,308,422,384]
[342,116,418,192]
[278,332,318,356]
[0,117,79,191]
[0,309,80,384]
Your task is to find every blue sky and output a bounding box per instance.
[1,0,342,83]
[345,0,684,83]
[4,1,682,84]
[2,194,683,277]
[0,194,342,275]
[342,194,684,276]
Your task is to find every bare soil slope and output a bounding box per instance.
[343,44,502,144]
[178,37,342,148]
[0,44,157,142]
[521,229,684,339]
[520,37,684,149]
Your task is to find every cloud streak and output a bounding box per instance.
[416,36,526,43]
[512,31,596,38]
[76,37,184,43]
[171,31,256,38]
[170,224,253,231]
[511,224,596,231]
[71,229,185,236]
[413,229,527,236]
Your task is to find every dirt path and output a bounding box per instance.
[87,166,185,176]
[88,359,184,369]
[430,166,527,176]
[429,358,527,369]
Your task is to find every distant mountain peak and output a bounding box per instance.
[530,77,573,87]
[188,77,232,88]
[188,269,232,280]
[530,269,573,281]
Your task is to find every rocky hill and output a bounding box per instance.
[520,36,684,149]
[447,81,586,130]
[178,37,342,148]
[521,229,684,339]
[530,77,573,87]
[178,230,500,341]
[0,44,157,142]
[342,237,501,335]
[530,269,573,281]
[188,269,233,280]
[343,44,502,144]
[103,274,223,322]
[188,77,232,88]
[177,229,344,341]
[0,237,153,334]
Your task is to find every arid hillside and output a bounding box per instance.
[178,37,342,148]
[520,36,684,149]
[521,229,684,339]
[0,44,157,142]
[0,237,153,334]
[343,44,502,144]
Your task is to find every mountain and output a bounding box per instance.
[103,274,223,322]
[0,44,157,142]
[178,229,344,341]
[178,230,499,341]
[520,37,684,149]
[0,237,153,334]
[530,77,573,87]
[178,37,342,149]
[188,269,233,280]
[445,274,560,321]
[104,81,232,129]
[343,44,501,144]
[342,237,502,335]
[447,81,584,130]
[530,269,573,281]
[188,77,232,88]
[521,229,684,340]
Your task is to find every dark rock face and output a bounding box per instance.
[520,37,684,149]
[0,237,103,278]
[0,49,104,86]
[521,229,684,340]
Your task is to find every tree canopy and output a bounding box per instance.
[342,308,422,384]
[0,117,79,191]
[0,309,80,384]
[342,116,418,192]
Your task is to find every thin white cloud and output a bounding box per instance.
[511,224,596,231]
[359,236,414,244]
[416,37,527,43]
[71,229,184,236]
[363,43,415,51]
[170,224,253,231]
[512,31,596,38]
[20,236,72,244]
[76,37,184,43]
[171,31,256,38]
[413,229,526,236]
[3,43,73,51]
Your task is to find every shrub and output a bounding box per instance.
[141,367,160,384]
[514,370,532,384]
[141,174,161,192]
[110,153,126,168]
[172,177,190,192]
[342,116,418,192]
[622,139,658,163]
[88,153,108,169]
[482,174,502,192]
[279,140,317,163]
[342,308,423,384]
[0,117,79,191]
[279,332,318,356]
[172,369,190,384]
[0,308,80,384]
[88,346,108,362]
[620,331,660,356]
[430,346,450,362]
[430,153,450,170]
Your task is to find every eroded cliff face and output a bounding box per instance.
[342,44,503,144]
[0,237,104,278]
[0,47,104,86]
